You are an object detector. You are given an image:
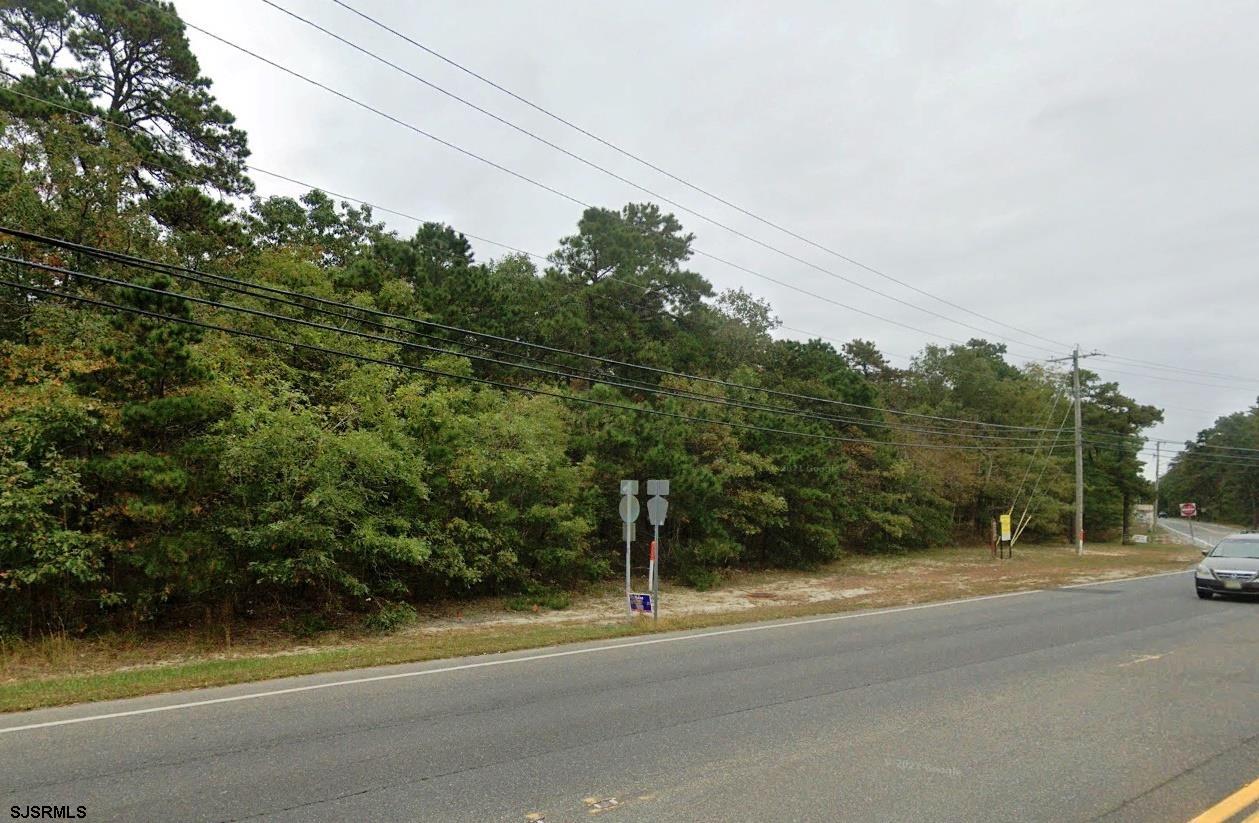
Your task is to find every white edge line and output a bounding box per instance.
[0,570,1190,735]
[1157,519,1234,549]
[1059,570,1187,589]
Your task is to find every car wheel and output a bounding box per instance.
[1197,589,1214,600]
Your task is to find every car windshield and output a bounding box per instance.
[1210,538,1259,559]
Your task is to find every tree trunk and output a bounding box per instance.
[1121,490,1130,542]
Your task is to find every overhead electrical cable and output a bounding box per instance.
[9,87,1237,400]
[1157,440,1259,455]
[1008,388,1066,512]
[1138,449,1259,469]
[325,0,1074,352]
[0,226,1083,435]
[0,274,1065,453]
[1012,402,1076,544]
[0,244,1073,445]
[327,0,1259,384]
[199,5,1259,392]
[255,0,1066,356]
[1098,353,1259,385]
[137,2,1069,362]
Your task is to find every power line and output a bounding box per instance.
[1145,450,1259,467]
[1136,443,1259,465]
[1081,361,1255,392]
[0,225,1083,435]
[326,0,1259,385]
[153,3,1072,362]
[1152,439,1259,455]
[0,238,1077,445]
[255,0,1066,357]
[14,21,1242,398]
[1152,452,1259,470]
[1098,353,1259,385]
[326,0,1074,353]
[1012,401,1076,545]
[10,86,1241,401]
[0,274,1065,453]
[1009,389,1065,512]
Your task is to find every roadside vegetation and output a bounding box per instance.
[0,542,1197,712]
[1159,407,1259,530]
[0,1,1204,664]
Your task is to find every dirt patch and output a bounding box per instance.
[395,544,1191,638]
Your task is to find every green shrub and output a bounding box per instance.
[681,567,721,591]
[363,602,417,633]
[505,588,571,612]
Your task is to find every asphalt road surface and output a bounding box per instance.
[1158,517,1241,550]
[4,572,1259,823]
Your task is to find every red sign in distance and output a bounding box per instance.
[1180,502,1197,517]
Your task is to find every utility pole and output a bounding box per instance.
[1050,346,1102,555]
[1151,441,1161,536]
[1072,345,1084,555]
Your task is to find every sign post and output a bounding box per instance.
[1180,502,1197,547]
[646,479,670,623]
[619,480,640,620]
[998,513,1013,559]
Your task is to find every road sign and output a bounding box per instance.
[647,479,669,496]
[618,495,640,523]
[628,593,653,614]
[646,495,669,526]
[999,514,1012,542]
[1180,502,1197,518]
[620,479,639,496]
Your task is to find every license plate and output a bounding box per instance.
[1225,580,1243,590]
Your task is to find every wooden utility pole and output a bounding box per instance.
[1050,346,1101,555]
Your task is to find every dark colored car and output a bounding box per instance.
[1195,534,1259,598]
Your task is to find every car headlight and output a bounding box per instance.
[1195,565,1215,579]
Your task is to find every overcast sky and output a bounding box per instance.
[178,0,1259,473]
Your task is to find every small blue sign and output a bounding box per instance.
[629,593,653,614]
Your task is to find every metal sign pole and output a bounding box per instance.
[645,479,669,623]
[625,522,632,620]
[652,525,660,622]
[619,480,640,621]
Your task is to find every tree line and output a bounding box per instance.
[1159,406,1259,529]
[0,0,1164,636]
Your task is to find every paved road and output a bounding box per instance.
[1158,517,1240,549]
[4,572,1259,822]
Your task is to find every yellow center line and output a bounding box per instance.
[1189,775,1259,823]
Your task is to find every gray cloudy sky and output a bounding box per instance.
[178,0,1259,471]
